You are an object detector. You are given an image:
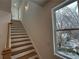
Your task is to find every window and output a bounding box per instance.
[53,1,79,59]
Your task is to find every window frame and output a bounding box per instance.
[51,0,78,59]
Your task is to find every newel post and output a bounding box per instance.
[2,48,11,59]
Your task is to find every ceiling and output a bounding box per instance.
[29,0,50,6]
[12,0,50,8]
[0,0,64,12]
[12,0,22,8]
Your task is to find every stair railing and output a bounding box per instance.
[2,23,12,59]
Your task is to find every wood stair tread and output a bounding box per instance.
[11,31,25,33]
[11,27,24,29]
[11,27,23,28]
[11,28,24,30]
[17,51,38,59]
[11,39,30,43]
[11,38,30,42]
[11,32,26,34]
[11,41,31,46]
[11,43,32,49]
[11,30,25,31]
[11,36,29,39]
[12,46,34,56]
[11,33,27,36]
[11,49,35,59]
[12,45,33,52]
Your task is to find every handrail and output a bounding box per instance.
[2,22,12,59]
[6,23,12,48]
[6,23,10,48]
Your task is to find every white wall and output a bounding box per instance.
[12,7,19,20]
[0,10,11,59]
[19,0,25,21]
[22,1,53,59]
[21,0,64,59]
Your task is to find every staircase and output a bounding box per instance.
[10,20,39,59]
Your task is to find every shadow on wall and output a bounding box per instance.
[0,10,11,59]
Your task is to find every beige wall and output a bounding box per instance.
[21,0,64,59]
[0,10,11,59]
[0,0,11,12]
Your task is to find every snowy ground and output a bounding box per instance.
[57,51,79,59]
